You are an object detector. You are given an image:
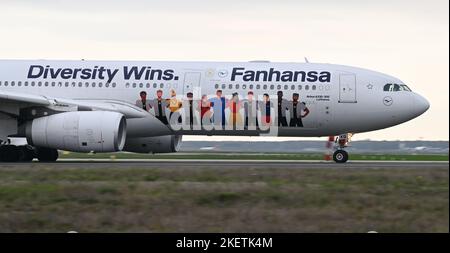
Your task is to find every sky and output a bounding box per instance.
[0,0,448,141]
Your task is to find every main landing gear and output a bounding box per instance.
[332,134,353,163]
[0,143,58,163]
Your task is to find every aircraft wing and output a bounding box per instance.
[0,89,51,106]
[0,90,148,119]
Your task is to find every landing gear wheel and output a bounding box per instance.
[36,148,59,162]
[333,150,349,163]
[18,146,35,162]
[0,145,21,162]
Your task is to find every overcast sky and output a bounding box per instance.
[0,0,448,141]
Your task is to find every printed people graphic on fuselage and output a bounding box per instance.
[136,88,311,130]
[183,92,200,129]
[209,90,228,129]
[258,93,272,126]
[136,91,151,112]
[243,91,258,130]
[168,89,182,124]
[227,92,243,129]
[288,93,310,127]
[277,91,289,127]
[150,89,169,125]
[200,94,213,126]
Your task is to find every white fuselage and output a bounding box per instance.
[0,60,429,139]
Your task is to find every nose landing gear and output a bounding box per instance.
[333,149,349,163]
[332,133,353,163]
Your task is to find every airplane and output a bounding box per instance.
[0,59,430,163]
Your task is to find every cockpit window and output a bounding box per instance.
[383,83,412,92]
[400,84,412,91]
[383,83,400,91]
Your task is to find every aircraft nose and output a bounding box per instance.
[413,93,430,116]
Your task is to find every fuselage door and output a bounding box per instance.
[183,72,202,97]
[339,74,357,103]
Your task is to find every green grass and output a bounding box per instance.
[59,151,449,161]
[0,165,448,232]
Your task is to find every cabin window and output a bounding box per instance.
[270,85,274,90]
[228,84,233,89]
[235,84,240,89]
[312,85,316,90]
[52,82,56,87]
[256,84,260,90]
[263,84,267,90]
[291,85,295,90]
[249,84,254,89]
[160,83,164,88]
[298,85,302,90]
[242,84,246,89]
[277,85,281,90]
[305,85,309,90]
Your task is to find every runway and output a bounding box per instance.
[0,159,448,169]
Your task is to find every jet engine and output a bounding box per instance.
[25,111,126,152]
[123,135,182,153]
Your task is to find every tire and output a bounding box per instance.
[36,148,59,162]
[0,145,21,162]
[333,150,349,163]
[18,146,35,162]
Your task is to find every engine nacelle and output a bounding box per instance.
[123,135,182,153]
[26,111,126,152]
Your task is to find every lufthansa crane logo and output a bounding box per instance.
[217,69,228,78]
[383,96,393,106]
